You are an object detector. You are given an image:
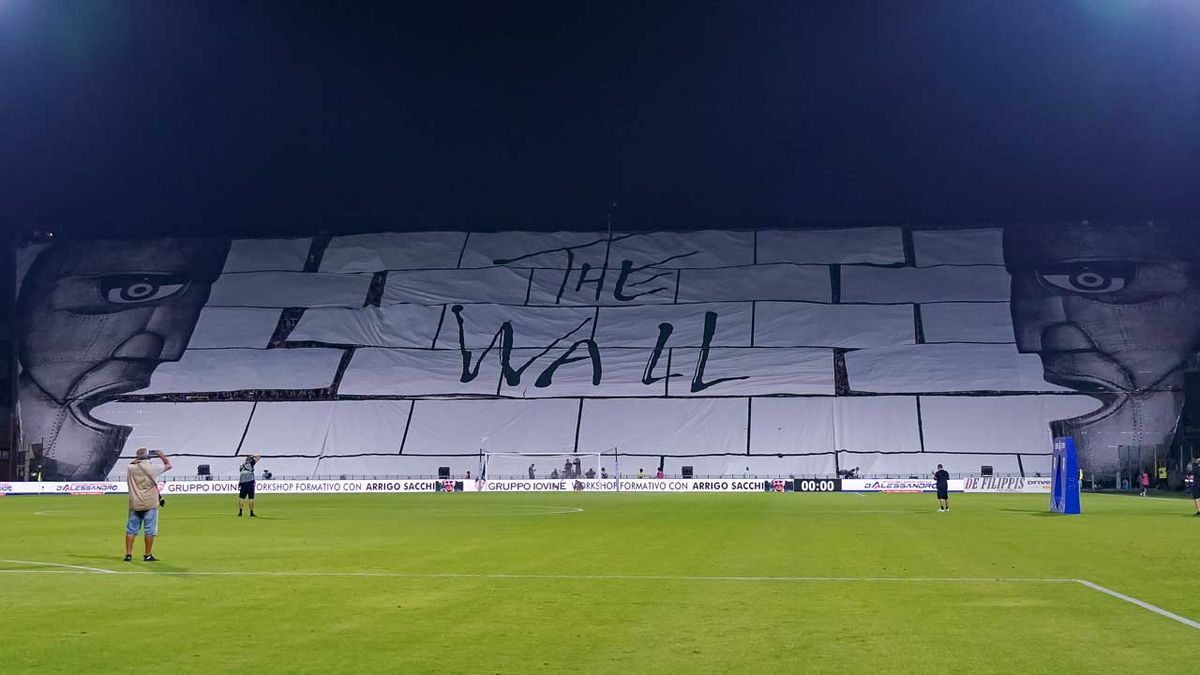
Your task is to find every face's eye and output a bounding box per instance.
[1036,262,1135,295]
[100,275,188,305]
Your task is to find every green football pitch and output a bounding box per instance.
[1,491,1197,674]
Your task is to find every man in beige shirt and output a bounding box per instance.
[124,447,172,562]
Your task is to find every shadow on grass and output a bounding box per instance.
[998,509,1061,517]
[140,560,191,574]
[68,552,190,573]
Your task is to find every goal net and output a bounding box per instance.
[482,452,607,480]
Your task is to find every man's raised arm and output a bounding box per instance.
[155,449,173,472]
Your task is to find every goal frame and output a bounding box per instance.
[480,452,611,481]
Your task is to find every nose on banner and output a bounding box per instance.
[111,332,167,360]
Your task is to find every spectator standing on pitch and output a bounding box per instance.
[124,448,171,562]
[1139,471,1149,496]
[1190,462,1200,516]
[933,464,950,512]
[238,454,261,517]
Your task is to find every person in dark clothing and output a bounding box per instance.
[528,463,536,479]
[933,464,950,512]
[1190,462,1200,516]
[238,454,260,517]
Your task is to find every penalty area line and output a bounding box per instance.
[1074,579,1200,631]
[0,567,1075,583]
[0,559,118,574]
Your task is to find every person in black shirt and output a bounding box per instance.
[1190,461,1200,516]
[238,454,260,517]
[933,464,951,512]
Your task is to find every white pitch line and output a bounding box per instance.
[140,573,1078,584]
[1074,579,1200,631]
[0,567,1074,583]
[0,559,118,574]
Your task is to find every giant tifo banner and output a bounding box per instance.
[12,224,1193,482]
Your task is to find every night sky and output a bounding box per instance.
[1,0,1199,240]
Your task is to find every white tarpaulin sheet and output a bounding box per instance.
[754,302,914,348]
[527,267,677,306]
[840,266,1011,303]
[500,347,658,398]
[142,348,345,393]
[609,230,755,268]
[912,228,1005,266]
[314,455,475,478]
[844,344,1064,393]
[661,454,838,477]
[593,303,752,347]
[403,399,579,454]
[223,238,312,273]
[748,398,836,455]
[239,400,413,455]
[441,304,597,349]
[188,308,282,349]
[833,396,922,453]
[339,348,503,396]
[669,348,834,396]
[919,395,1100,454]
[577,398,748,455]
[208,272,373,308]
[459,231,610,269]
[757,227,904,265]
[837,452,1024,477]
[320,232,467,272]
[383,268,531,305]
[94,402,255,457]
[920,302,1014,344]
[289,305,445,348]
[676,265,831,303]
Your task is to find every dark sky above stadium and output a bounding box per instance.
[1,0,1199,239]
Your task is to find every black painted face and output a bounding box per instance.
[1006,225,1200,393]
[1005,224,1200,472]
[16,238,230,479]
